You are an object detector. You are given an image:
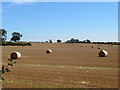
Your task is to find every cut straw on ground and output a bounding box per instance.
[18,64,120,71]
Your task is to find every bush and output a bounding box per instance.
[2,42,32,46]
[0,59,17,80]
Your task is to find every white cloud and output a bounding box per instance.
[2,0,38,2]
[2,0,38,7]
[2,1,35,8]
[9,2,33,5]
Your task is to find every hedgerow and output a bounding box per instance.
[2,42,31,46]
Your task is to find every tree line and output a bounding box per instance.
[0,28,91,43]
[46,38,91,43]
[0,28,119,45]
[0,29,22,42]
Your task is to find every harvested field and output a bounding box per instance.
[2,43,119,88]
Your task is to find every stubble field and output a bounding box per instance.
[2,43,119,88]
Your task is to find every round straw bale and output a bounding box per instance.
[98,47,101,49]
[99,50,108,57]
[81,45,83,47]
[92,46,94,48]
[46,49,52,54]
[10,51,21,59]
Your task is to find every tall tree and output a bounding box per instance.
[0,29,7,42]
[11,32,22,42]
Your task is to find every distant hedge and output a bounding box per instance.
[92,42,120,45]
[2,42,32,46]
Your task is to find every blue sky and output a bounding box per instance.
[2,2,118,42]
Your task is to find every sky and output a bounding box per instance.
[1,2,118,42]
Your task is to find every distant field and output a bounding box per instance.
[2,43,119,88]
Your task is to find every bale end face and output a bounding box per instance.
[46,49,52,54]
[10,53,17,59]
[98,47,101,49]
[99,50,108,57]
